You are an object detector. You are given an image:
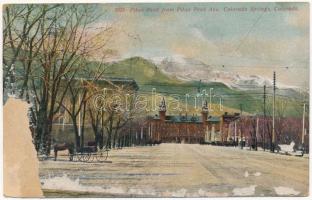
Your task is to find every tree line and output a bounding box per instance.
[3,4,142,156]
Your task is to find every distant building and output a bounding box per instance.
[147,97,231,144]
[66,76,139,91]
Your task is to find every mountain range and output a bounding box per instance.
[151,55,297,90]
[98,56,304,117]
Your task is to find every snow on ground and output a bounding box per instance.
[41,173,229,197]
[232,185,257,196]
[274,186,300,196]
[41,173,158,196]
[244,171,262,178]
[279,141,295,153]
[42,174,122,194]
[39,144,308,197]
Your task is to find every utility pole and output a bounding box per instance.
[239,104,243,115]
[263,85,266,150]
[272,71,276,152]
[302,103,306,145]
[239,103,243,148]
[195,80,202,110]
[256,117,259,151]
[234,121,237,147]
[263,85,266,117]
[197,80,202,93]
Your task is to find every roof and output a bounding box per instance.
[70,76,139,91]
[168,115,202,123]
[151,114,220,124]
[207,116,221,123]
[222,112,240,122]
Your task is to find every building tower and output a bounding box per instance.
[202,100,209,142]
[201,100,209,123]
[159,97,167,121]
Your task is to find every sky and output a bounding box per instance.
[94,2,309,88]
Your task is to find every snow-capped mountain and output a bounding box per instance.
[150,56,292,90]
[230,74,273,89]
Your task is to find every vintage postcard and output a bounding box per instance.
[2,1,310,198]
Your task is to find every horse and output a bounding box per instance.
[53,142,75,161]
[87,141,97,147]
[146,139,162,146]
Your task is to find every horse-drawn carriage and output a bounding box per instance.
[53,141,109,162]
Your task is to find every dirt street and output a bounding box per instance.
[39,143,309,197]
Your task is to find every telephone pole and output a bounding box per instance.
[263,85,266,150]
[272,71,276,152]
[239,103,243,115]
[256,116,259,151]
[302,103,306,145]
[197,80,202,93]
[263,85,266,117]
[234,121,237,147]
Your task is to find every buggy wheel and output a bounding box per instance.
[96,150,109,162]
[77,153,84,162]
[88,153,95,162]
[68,153,74,161]
[72,153,79,162]
[82,153,91,162]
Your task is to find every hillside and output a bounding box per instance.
[86,57,271,115]
[101,57,307,117]
[106,57,182,85]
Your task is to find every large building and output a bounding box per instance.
[147,97,227,143]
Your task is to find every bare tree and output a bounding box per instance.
[3,4,115,155]
[86,81,143,150]
[59,58,110,151]
[3,5,58,68]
